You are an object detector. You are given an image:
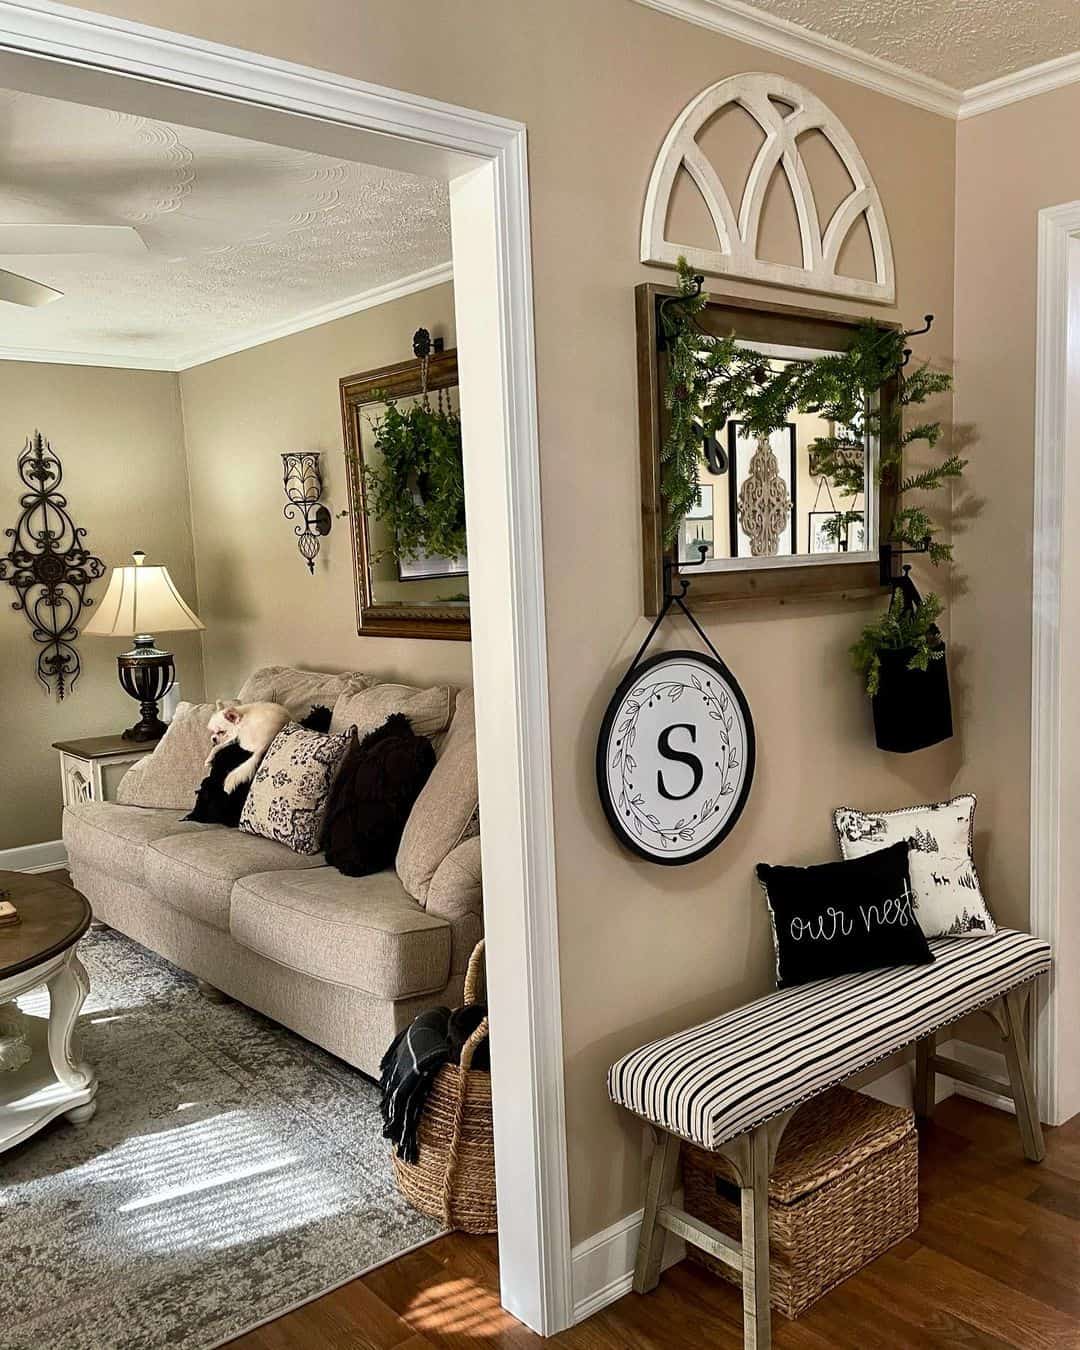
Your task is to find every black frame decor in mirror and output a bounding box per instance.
[636,283,899,614]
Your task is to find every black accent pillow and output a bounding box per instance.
[757,841,934,988]
[324,713,436,877]
[184,743,253,827]
[183,702,333,827]
[301,703,332,734]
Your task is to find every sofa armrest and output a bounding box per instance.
[425,834,482,920]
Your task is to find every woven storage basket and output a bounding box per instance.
[392,941,496,1234]
[683,1086,918,1318]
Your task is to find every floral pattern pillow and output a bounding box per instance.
[239,722,354,855]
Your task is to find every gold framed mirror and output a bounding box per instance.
[340,346,470,640]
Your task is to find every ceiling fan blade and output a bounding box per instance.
[0,268,63,307]
[0,224,146,256]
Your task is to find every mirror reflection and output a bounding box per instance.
[676,352,873,571]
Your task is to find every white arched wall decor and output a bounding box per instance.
[641,72,896,304]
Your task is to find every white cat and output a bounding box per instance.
[205,700,290,795]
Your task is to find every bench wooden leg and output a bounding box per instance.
[1000,987,1046,1163]
[633,1128,681,1294]
[740,1125,772,1350]
[915,1031,936,1119]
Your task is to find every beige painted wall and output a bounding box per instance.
[952,93,1080,1098]
[69,0,957,1242]
[177,282,470,698]
[0,361,203,850]
[952,87,1080,935]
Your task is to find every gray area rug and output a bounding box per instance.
[0,924,441,1350]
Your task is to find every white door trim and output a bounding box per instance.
[0,0,571,1332]
[1030,200,1080,1128]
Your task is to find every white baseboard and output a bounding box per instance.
[572,1039,1012,1326]
[571,1191,684,1323]
[0,839,67,874]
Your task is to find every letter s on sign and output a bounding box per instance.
[656,723,704,801]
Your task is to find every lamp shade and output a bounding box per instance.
[84,553,204,638]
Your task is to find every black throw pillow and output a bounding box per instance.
[324,713,436,877]
[756,841,934,988]
[184,742,253,827]
[183,702,332,828]
[301,704,332,734]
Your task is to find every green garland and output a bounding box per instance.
[362,395,466,563]
[660,257,963,697]
[659,257,960,560]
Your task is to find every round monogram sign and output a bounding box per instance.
[596,649,755,865]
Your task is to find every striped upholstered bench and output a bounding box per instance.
[608,929,1052,1350]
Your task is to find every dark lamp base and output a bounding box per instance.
[123,706,169,742]
[116,643,175,745]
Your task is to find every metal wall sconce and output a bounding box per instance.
[281,451,332,574]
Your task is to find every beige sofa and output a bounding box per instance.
[62,667,482,1078]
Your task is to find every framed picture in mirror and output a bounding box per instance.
[340,347,470,640]
[636,283,898,613]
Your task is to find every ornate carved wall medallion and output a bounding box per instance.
[738,435,793,557]
[596,649,755,865]
[0,432,105,698]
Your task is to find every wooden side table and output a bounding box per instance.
[0,870,96,1152]
[53,734,160,808]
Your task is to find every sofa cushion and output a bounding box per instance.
[330,682,454,742]
[63,802,220,888]
[237,666,375,721]
[145,829,324,931]
[115,701,216,811]
[231,867,452,1000]
[397,689,479,904]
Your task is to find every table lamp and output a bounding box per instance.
[84,550,205,741]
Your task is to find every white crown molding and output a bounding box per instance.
[175,261,453,369]
[631,0,1080,122]
[0,344,178,370]
[960,51,1080,119]
[0,261,453,372]
[631,0,962,117]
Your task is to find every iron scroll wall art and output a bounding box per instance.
[0,431,105,700]
[596,552,755,864]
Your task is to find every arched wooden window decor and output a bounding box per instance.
[641,73,895,304]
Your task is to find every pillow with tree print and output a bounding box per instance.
[833,793,996,938]
[239,722,354,855]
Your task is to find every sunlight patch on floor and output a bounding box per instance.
[403,1276,516,1338]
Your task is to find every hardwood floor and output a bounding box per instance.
[230,1096,1080,1349]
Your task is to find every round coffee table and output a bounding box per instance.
[0,870,97,1152]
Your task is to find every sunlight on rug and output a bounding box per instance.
[0,925,441,1350]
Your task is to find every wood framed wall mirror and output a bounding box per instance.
[341,342,470,640]
[636,283,898,614]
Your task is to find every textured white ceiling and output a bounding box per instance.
[738,0,1080,88]
[0,89,451,367]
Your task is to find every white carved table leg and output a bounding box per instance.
[47,951,97,1123]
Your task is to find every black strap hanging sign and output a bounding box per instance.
[596,556,755,865]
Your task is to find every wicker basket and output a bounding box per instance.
[683,1086,918,1318]
[392,941,497,1234]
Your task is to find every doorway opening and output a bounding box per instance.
[0,0,571,1337]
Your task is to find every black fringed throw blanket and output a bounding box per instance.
[379,1004,490,1163]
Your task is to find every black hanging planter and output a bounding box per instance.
[871,643,953,753]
